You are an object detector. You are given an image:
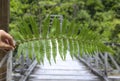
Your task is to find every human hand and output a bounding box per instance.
[0,30,15,51]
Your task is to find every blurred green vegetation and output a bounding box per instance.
[10,0,120,62]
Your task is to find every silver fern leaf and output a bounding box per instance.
[10,16,114,64]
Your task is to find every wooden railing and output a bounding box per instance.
[77,45,120,81]
[12,53,37,81]
[0,0,9,31]
[0,0,11,81]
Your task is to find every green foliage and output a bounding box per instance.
[10,0,120,63]
[10,16,113,63]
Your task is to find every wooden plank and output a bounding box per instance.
[39,62,86,67]
[28,53,102,81]
[32,69,94,76]
[37,59,86,65]
[28,79,101,81]
[108,75,120,81]
[29,75,99,80]
[35,65,87,70]
[36,57,89,70]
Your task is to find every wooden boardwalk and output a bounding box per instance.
[27,54,102,81]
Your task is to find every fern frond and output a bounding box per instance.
[42,15,50,38]
[29,16,39,38]
[69,39,74,59]
[10,16,114,64]
[51,39,57,63]
[39,40,45,64]
[28,41,34,59]
[58,39,64,60]
[45,39,51,64]
[63,38,68,60]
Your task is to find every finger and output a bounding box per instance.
[0,48,8,53]
[2,34,15,47]
[0,30,15,47]
[1,38,15,49]
[0,42,14,50]
[7,37,15,47]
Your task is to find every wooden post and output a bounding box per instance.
[0,0,9,31]
[0,0,10,81]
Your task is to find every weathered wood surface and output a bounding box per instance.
[0,0,9,31]
[27,54,102,81]
[0,0,9,81]
[108,75,120,81]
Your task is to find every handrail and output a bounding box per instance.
[7,51,12,81]
[77,56,107,81]
[0,51,13,81]
[104,42,120,47]
[77,51,120,81]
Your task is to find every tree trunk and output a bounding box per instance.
[0,0,10,81]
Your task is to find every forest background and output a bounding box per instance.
[10,0,120,63]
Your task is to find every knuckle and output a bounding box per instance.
[10,35,13,39]
[0,30,4,32]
